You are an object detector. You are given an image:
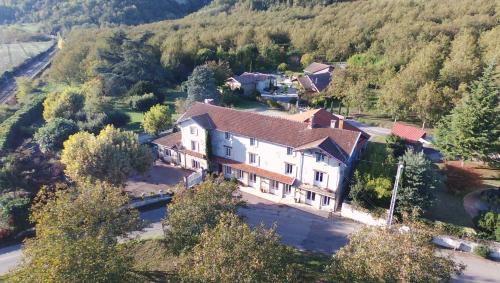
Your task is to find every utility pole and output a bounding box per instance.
[387,161,404,227]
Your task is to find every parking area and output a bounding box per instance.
[238,191,362,254]
[124,161,192,198]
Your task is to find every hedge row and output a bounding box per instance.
[0,95,45,151]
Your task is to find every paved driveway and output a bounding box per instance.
[238,191,361,254]
[124,161,192,197]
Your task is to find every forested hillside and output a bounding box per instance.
[49,0,498,125]
[0,0,212,31]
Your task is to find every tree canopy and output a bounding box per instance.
[435,64,499,166]
[9,182,140,282]
[34,118,79,153]
[328,225,464,282]
[60,125,152,185]
[142,104,171,136]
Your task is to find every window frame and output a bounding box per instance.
[285,163,293,175]
[284,184,292,194]
[224,165,232,175]
[322,196,330,206]
[249,153,257,164]
[270,180,279,190]
[225,132,231,140]
[315,152,325,162]
[286,147,293,155]
[306,191,316,201]
[191,159,200,169]
[237,169,244,179]
[190,126,198,136]
[224,146,232,157]
[250,137,256,146]
[314,171,324,182]
[191,140,197,151]
[249,173,257,183]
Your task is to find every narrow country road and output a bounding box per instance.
[0,46,57,104]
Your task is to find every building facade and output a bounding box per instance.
[153,102,368,212]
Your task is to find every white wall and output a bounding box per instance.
[180,120,207,155]
[340,202,387,226]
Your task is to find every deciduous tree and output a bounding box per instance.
[43,87,84,122]
[61,125,153,185]
[163,177,240,254]
[8,183,140,282]
[186,64,219,104]
[328,225,464,282]
[180,212,297,283]
[142,104,171,136]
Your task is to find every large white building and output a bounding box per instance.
[153,102,369,212]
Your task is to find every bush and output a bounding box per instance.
[106,110,130,127]
[126,81,154,97]
[0,193,31,240]
[277,62,288,72]
[0,95,45,151]
[265,99,281,109]
[475,211,500,241]
[473,245,490,258]
[128,93,158,111]
[34,118,79,153]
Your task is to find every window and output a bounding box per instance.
[285,163,293,174]
[224,165,232,175]
[225,146,232,157]
[165,149,171,156]
[237,170,244,179]
[191,141,197,151]
[314,171,324,182]
[306,191,316,201]
[225,132,231,140]
[190,126,197,135]
[287,147,293,155]
[249,153,257,164]
[249,173,257,183]
[315,152,325,162]
[250,137,256,146]
[284,184,292,194]
[191,160,200,169]
[322,196,331,206]
[270,180,279,190]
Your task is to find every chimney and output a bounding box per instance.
[338,117,344,129]
[330,119,337,129]
[308,114,316,129]
[204,99,214,105]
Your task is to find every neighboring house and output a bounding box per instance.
[226,72,274,96]
[297,62,334,93]
[391,122,431,150]
[152,102,369,212]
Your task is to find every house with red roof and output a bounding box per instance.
[391,122,430,149]
[152,102,368,212]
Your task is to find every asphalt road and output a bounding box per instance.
[1,193,499,282]
[0,46,57,104]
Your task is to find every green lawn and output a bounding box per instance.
[232,99,268,110]
[424,186,474,227]
[115,88,186,133]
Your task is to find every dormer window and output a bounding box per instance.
[225,132,231,140]
[315,152,325,162]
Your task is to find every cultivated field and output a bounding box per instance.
[0,40,54,76]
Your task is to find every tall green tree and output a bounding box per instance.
[397,150,438,217]
[435,64,499,166]
[180,212,297,282]
[8,183,140,282]
[440,31,481,89]
[328,225,464,282]
[186,64,219,104]
[61,125,153,185]
[34,118,79,153]
[163,177,240,254]
[43,87,85,122]
[142,104,171,136]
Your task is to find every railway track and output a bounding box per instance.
[0,47,57,104]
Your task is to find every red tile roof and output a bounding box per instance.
[287,109,369,139]
[391,122,426,142]
[152,131,181,148]
[214,156,295,185]
[179,102,362,163]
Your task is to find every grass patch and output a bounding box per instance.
[424,186,474,227]
[232,99,268,110]
[289,250,331,282]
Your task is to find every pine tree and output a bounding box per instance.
[435,64,499,166]
[397,150,438,217]
[186,64,219,104]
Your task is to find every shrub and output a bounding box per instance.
[0,193,31,240]
[126,81,154,97]
[34,118,79,153]
[475,211,500,241]
[473,245,490,258]
[0,95,45,151]
[128,93,158,111]
[106,110,130,127]
[266,99,281,109]
[277,62,288,72]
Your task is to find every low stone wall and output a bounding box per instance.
[432,236,500,260]
[340,202,387,226]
